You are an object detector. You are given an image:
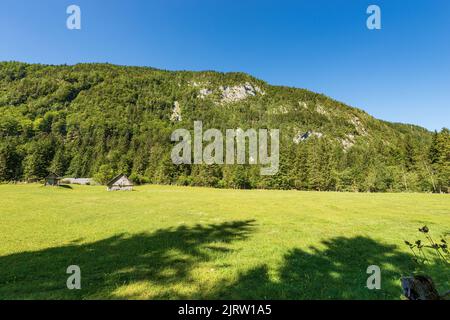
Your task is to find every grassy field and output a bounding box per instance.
[0,184,449,300]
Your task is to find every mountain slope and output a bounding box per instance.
[0,62,443,192]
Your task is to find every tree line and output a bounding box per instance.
[0,62,448,192]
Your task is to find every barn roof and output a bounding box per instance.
[46,172,62,179]
[106,174,133,187]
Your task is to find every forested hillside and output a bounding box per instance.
[0,62,448,192]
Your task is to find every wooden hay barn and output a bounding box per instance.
[106,174,133,191]
[45,173,62,186]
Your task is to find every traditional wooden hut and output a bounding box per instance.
[45,172,62,186]
[106,174,133,191]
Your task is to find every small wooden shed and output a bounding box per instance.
[45,173,62,186]
[106,174,133,191]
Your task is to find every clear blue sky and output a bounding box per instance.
[1,0,449,130]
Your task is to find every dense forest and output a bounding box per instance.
[0,62,448,192]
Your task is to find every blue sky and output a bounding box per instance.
[1,0,449,130]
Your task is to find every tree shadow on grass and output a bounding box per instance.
[209,236,448,300]
[0,220,255,299]
[1,224,447,300]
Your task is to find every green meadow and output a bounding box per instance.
[0,184,448,300]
